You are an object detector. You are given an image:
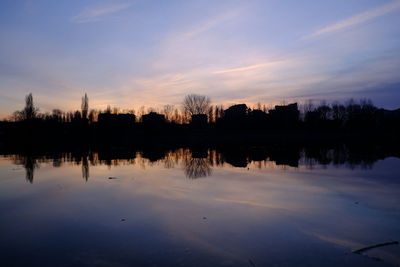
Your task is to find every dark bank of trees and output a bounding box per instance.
[0,93,399,146]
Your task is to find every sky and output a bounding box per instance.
[1,0,400,118]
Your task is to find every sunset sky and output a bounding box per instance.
[1,0,400,118]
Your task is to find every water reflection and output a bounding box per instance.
[1,146,400,267]
[4,144,399,183]
[11,154,39,183]
[82,155,89,181]
[184,158,212,179]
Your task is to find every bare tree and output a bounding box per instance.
[162,104,174,122]
[52,109,63,122]
[147,107,156,113]
[88,109,98,123]
[10,111,23,121]
[73,110,82,120]
[332,101,346,121]
[173,108,180,123]
[22,93,39,120]
[81,93,89,119]
[138,106,145,116]
[214,105,224,121]
[127,108,135,115]
[207,106,214,123]
[183,94,211,115]
[112,107,120,114]
[316,100,331,120]
[302,100,314,121]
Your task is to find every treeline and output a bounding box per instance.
[8,93,213,124]
[0,93,399,145]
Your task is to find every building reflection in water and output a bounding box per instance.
[6,144,396,183]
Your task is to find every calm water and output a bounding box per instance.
[1,147,400,267]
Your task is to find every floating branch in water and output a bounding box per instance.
[353,241,399,254]
[248,259,256,267]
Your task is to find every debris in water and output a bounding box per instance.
[108,177,118,179]
[121,219,126,222]
[353,241,399,254]
[203,217,207,220]
[354,201,359,204]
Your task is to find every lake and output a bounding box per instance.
[1,146,399,266]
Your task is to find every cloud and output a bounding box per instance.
[213,60,285,74]
[303,0,400,39]
[71,2,132,23]
[179,10,239,40]
[160,8,241,46]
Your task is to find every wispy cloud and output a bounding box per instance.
[213,60,285,74]
[71,2,132,23]
[180,10,239,40]
[303,0,400,39]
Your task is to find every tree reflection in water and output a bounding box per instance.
[22,155,38,183]
[81,156,89,181]
[184,157,212,179]
[11,154,39,183]
[5,144,397,183]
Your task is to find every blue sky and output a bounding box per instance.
[1,0,400,117]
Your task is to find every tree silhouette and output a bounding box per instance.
[162,104,174,122]
[183,94,211,115]
[3,92,400,145]
[81,93,89,119]
[22,93,38,120]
